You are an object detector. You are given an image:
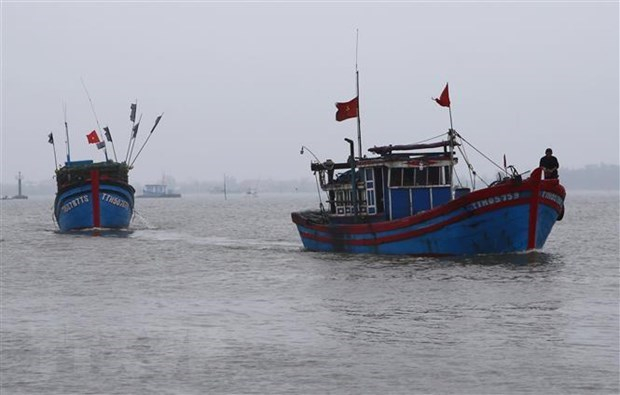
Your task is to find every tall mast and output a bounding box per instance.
[448,93,455,195]
[355,29,362,159]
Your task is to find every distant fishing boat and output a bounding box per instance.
[138,183,181,198]
[292,82,566,255]
[50,96,163,232]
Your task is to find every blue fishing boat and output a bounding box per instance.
[49,98,163,232]
[54,161,135,231]
[292,136,566,255]
[292,83,565,255]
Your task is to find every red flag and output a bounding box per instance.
[434,83,451,107]
[335,96,359,122]
[86,130,100,144]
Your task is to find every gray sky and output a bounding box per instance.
[2,2,618,185]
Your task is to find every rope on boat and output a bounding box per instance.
[456,132,507,175]
[411,132,447,145]
[414,129,521,190]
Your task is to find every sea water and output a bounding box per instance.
[1,191,618,394]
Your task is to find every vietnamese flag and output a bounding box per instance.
[86,130,101,144]
[335,96,359,122]
[434,83,451,107]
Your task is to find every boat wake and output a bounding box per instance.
[131,229,301,251]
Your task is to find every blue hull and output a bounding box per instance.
[54,183,134,232]
[292,174,566,256]
[294,201,559,255]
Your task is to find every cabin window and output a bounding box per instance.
[389,168,403,187]
[403,168,415,186]
[415,168,427,186]
[428,167,441,185]
[390,166,450,187]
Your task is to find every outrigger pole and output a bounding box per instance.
[129,113,163,167]
[355,29,362,159]
[127,113,142,165]
[81,78,109,161]
[63,102,71,163]
[125,101,137,163]
[103,126,118,162]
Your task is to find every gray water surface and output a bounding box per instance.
[1,192,618,394]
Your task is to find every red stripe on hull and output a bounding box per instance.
[91,169,100,228]
[527,169,543,249]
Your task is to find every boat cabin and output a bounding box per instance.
[313,139,461,222]
[55,160,130,192]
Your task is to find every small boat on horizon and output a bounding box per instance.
[137,183,181,198]
[292,84,566,256]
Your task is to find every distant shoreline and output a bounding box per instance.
[2,164,619,196]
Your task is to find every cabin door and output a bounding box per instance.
[364,169,377,215]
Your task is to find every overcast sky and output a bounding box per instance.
[2,2,618,186]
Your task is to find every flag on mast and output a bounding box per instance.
[86,130,101,144]
[434,83,451,107]
[335,96,359,122]
[130,103,137,122]
[103,126,113,142]
[48,133,54,144]
[132,121,140,138]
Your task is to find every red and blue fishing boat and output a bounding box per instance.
[53,160,135,231]
[292,83,566,255]
[50,99,163,232]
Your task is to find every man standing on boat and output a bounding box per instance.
[540,148,560,179]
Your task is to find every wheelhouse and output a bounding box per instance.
[312,137,461,223]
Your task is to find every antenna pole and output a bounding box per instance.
[355,29,362,159]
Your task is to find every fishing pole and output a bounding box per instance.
[127,113,142,165]
[80,78,109,161]
[63,102,71,163]
[125,101,137,163]
[130,113,163,167]
[48,132,58,169]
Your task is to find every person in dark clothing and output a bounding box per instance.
[539,148,559,179]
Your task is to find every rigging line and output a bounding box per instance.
[453,168,463,187]
[412,132,447,145]
[80,78,103,135]
[456,145,476,188]
[456,132,507,174]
